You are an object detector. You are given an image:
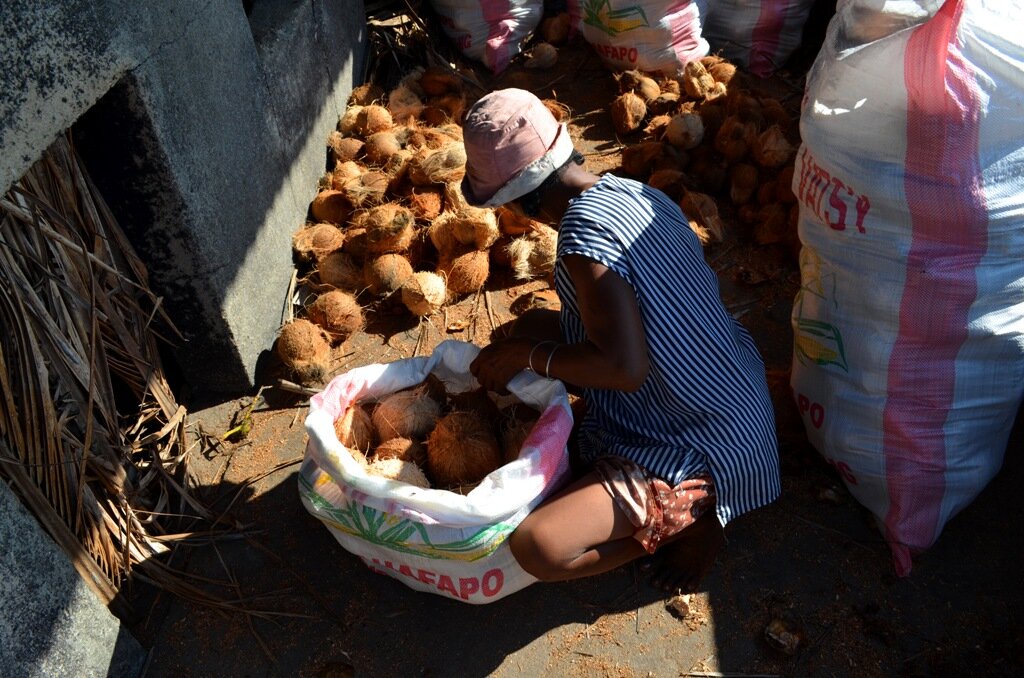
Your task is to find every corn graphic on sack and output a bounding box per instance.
[299,340,573,603]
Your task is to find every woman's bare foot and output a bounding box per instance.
[646,511,726,592]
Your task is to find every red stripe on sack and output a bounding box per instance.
[882,0,987,576]
[749,0,788,77]
[667,1,702,65]
[482,0,514,73]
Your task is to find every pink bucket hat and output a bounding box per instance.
[461,88,575,207]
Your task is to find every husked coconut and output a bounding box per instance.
[401,271,447,316]
[419,66,463,97]
[760,98,791,130]
[316,250,364,292]
[405,126,450,151]
[292,223,344,263]
[776,164,797,204]
[408,186,444,221]
[275,319,331,385]
[426,94,466,123]
[374,437,427,467]
[355,105,393,137]
[726,90,764,125]
[372,385,442,441]
[438,246,489,296]
[341,171,389,209]
[648,93,681,116]
[310,190,351,225]
[362,203,416,254]
[682,60,716,99]
[342,227,369,259]
[489,234,514,269]
[708,61,737,85]
[697,100,727,140]
[427,211,460,255]
[540,12,571,45]
[348,82,384,106]
[426,411,503,489]
[664,112,704,149]
[754,203,790,245]
[327,132,364,165]
[715,116,757,164]
[452,206,500,250]
[442,181,469,212]
[331,160,364,189]
[364,253,413,297]
[757,180,777,206]
[621,141,667,178]
[705,81,728,102]
[495,205,542,236]
[680,191,725,245]
[366,457,431,488]
[688,146,729,194]
[388,83,425,125]
[617,69,661,102]
[408,143,467,186]
[447,387,501,423]
[524,42,558,69]
[508,224,558,281]
[730,164,759,205]
[334,404,375,454]
[752,125,795,168]
[611,92,647,136]
[499,404,540,464]
[647,169,687,202]
[338,105,363,135]
[362,131,402,166]
[308,290,364,344]
[644,114,673,139]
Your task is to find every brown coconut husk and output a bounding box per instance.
[697,99,727,140]
[499,404,540,464]
[754,203,790,245]
[738,203,760,225]
[372,385,442,442]
[726,90,765,126]
[715,116,757,164]
[438,245,489,296]
[524,42,558,70]
[408,187,444,222]
[316,250,364,292]
[383,148,415,188]
[617,70,661,103]
[364,253,414,297]
[275,319,332,385]
[362,131,402,167]
[610,92,647,136]
[495,205,542,236]
[540,12,571,45]
[292,222,344,264]
[327,132,364,165]
[680,191,725,245]
[705,81,728,103]
[338,105,362,135]
[708,62,737,85]
[308,290,364,344]
[310,190,352,225]
[489,234,515,269]
[682,60,716,99]
[427,211,460,254]
[374,437,427,467]
[401,270,447,316]
[688,147,729,194]
[348,82,385,107]
[760,97,792,132]
[757,180,778,206]
[408,143,467,186]
[621,141,667,178]
[664,112,704,150]
[541,99,572,123]
[508,224,558,281]
[426,411,503,489]
[647,169,687,202]
[452,206,500,250]
[355,104,393,137]
[648,93,681,117]
[362,203,416,254]
[442,181,469,212]
[366,457,431,488]
[730,163,760,205]
[776,164,797,204]
[405,226,435,271]
[331,160,365,189]
[438,123,463,142]
[643,114,673,139]
[447,387,502,424]
[334,404,375,454]
[342,227,369,259]
[387,83,425,125]
[752,125,795,168]
[341,170,389,208]
[405,126,451,151]
[419,66,463,97]
[426,94,466,123]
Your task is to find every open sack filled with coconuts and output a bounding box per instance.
[298,340,573,604]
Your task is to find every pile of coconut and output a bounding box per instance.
[334,375,541,493]
[608,56,800,254]
[275,65,562,385]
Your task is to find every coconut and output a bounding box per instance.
[760,97,791,130]
[405,226,435,271]
[776,164,797,204]
[341,170,389,208]
[499,405,540,464]
[338,105,363,135]
[525,42,558,70]
[658,77,682,96]
[372,385,442,442]
[757,180,778,206]
[452,206,500,250]
[680,191,725,245]
[427,211,460,254]
[688,147,729,194]
[621,141,666,178]
[610,92,647,136]
[648,92,680,117]
[308,290,363,344]
[617,70,661,103]
[310,190,351,225]
[327,132,364,165]
[540,11,571,45]
[426,411,503,489]
[405,127,451,151]
[752,125,795,168]
[355,104,393,137]
[408,143,467,186]
[715,116,757,164]
[362,131,402,166]
[401,271,447,316]
[374,437,428,467]
[366,457,431,488]
[682,60,716,99]
[541,99,572,123]
[697,100,727,140]
[730,163,759,205]
[726,90,765,126]
[754,203,790,245]
[334,404,375,454]
[442,181,469,212]
[647,169,687,202]
[419,66,463,97]
[738,204,760,225]
[387,83,425,125]
[408,186,444,221]
[383,148,415,187]
[495,205,541,236]
[361,203,415,254]
[348,82,384,107]
[275,319,331,385]
[316,250,364,291]
[438,246,489,296]
[489,234,515,269]
[331,160,364,189]
[663,112,704,150]
[447,387,501,423]
[342,227,369,259]
[421,97,463,127]
[708,61,737,85]
[364,253,413,297]
[643,114,673,139]
[292,223,344,263]
[508,224,558,281]
[705,81,728,102]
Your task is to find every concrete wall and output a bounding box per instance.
[0,0,366,394]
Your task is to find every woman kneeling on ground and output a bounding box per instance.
[463,88,781,593]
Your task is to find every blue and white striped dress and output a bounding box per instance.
[555,174,781,525]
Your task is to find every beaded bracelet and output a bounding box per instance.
[544,344,560,378]
[527,341,554,373]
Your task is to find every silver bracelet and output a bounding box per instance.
[527,341,553,373]
[544,344,560,378]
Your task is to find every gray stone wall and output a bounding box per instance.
[1,0,366,394]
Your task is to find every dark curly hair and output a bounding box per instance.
[514,150,585,217]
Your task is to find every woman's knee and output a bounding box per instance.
[509,517,573,581]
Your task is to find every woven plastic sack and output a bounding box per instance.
[299,340,573,603]
[702,0,816,77]
[428,0,543,74]
[791,0,1024,576]
[577,0,709,75]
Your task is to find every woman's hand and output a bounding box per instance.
[470,336,540,393]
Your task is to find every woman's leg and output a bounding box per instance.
[509,470,647,581]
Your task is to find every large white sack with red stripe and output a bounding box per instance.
[576,0,710,74]
[702,0,816,77]
[790,0,1024,577]
[428,0,543,73]
[299,340,574,603]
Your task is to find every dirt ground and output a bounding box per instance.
[130,22,1024,678]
